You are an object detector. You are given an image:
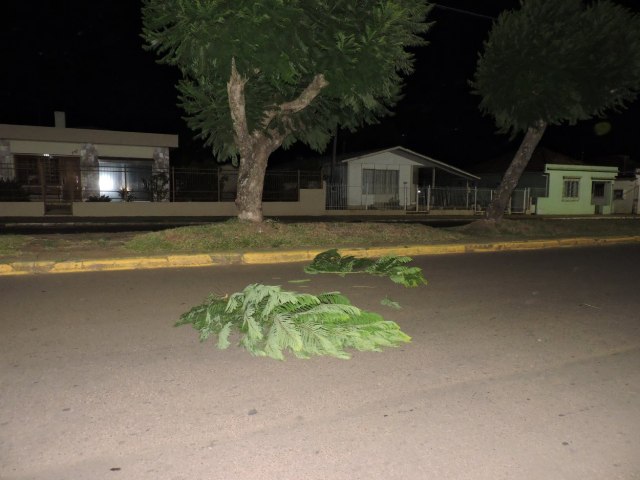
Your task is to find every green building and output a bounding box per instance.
[536,164,618,215]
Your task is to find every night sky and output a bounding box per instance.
[2,1,639,170]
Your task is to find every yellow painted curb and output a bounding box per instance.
[1,235,639,276]
[52,257,170,273]
[242,250,324,264]
[166,254,215,267]
[10,261,56,273]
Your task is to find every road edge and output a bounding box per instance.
[1,235,639,276]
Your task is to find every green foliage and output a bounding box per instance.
[141,0,432,160]
[381,297,402,310]
[86,194,112,202]
[304,249,375,274]
[472,0,640,135]
[176,284,411,360]
[304,249,427,287]
[118,187,135,202]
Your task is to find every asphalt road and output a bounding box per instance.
[1,246,639,480]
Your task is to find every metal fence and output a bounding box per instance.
[326,184,545,214]
[0,160,323,203]
[170,168,322,202]
[1,158,548,213]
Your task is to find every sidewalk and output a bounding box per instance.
[2,235,639,276]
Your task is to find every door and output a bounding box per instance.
[42,156,80,215]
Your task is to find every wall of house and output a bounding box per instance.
[346,152,416,208]
[613,178,640,214]
[0,188,327,218]
[6,140,158,159]
[0,202,44,216]
[536,165,618,215]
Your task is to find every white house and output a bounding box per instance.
[339,146,479,209]
[613,170,640,214]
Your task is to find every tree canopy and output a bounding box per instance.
[472,0,640,136]
[141,0,431,162]
[471,0,640,221]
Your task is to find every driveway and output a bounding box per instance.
[1,246,639,479]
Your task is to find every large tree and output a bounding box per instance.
[142,1,431,222]
[472,0,640,222]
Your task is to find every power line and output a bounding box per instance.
[432,3,497,21]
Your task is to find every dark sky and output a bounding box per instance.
[2,1,639,170]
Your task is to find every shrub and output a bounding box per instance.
[86,194,112,202]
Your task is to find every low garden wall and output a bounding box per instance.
[0,189,327,218]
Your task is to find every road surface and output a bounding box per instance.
[1,245,639,479]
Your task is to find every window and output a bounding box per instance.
[15,155,60,185]
[614,189,624,200]
[362,169,398,195]
[99,158,152,201]
[562,177,580,200]
[592,182,606,198]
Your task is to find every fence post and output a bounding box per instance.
[171,167,175,202]
[474,186,478,213]
[426,185,431,213]
[217,168,221,202]
[298,170,301,202]
[37,157,46,201]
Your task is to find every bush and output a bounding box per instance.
[86,194,112,202]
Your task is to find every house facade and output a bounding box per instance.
[335,146,479,210]
[535,164,618,215]
[0,113,178,213]
[613,170,640,214]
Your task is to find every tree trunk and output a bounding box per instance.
[485,120,547,221]
[235,137,275,222]
[226,58,328,223]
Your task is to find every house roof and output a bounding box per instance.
[0,123,179,148]
[472,147,581,174]
[341,146,480,180]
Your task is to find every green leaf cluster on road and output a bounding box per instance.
[176,284,410,360]
[304,249,427,287]
[178,250,426,360]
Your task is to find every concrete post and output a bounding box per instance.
[153,147,170,202]
[80,143,99,200]
[0,140,15,179]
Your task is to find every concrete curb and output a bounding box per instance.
[1,236,639,277]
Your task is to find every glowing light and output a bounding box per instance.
[593,121,612,136]
[99,174,114,191]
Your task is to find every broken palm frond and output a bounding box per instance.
[176,284,411,360]
[304,249,427,287]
